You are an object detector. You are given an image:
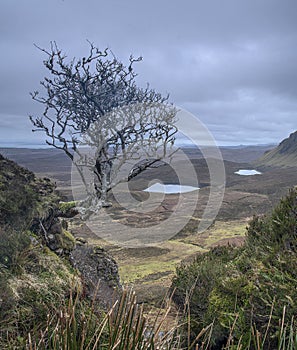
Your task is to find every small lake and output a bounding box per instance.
[143,182,200,194]
[235,169,262,176]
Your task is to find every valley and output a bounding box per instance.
[2,144,297,306]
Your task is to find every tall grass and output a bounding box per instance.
[222,308,297,350]
[2,285,296,349]
[27,288,181,350]
[176,287,297,350]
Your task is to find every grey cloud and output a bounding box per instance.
[0,0,297,146]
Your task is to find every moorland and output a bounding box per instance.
[2,143,296,305]
[2,136,297,349]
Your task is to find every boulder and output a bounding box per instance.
[70,245,121,308]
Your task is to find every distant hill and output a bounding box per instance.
[255,131,297,168]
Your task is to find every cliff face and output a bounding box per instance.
[255,131,297,168]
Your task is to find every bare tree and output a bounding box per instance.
[30,42,178,215]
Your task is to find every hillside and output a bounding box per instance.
[1,151,297,348]
[255,130,297,168]
[0,154,121,348]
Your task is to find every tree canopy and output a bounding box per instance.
[30,42,178,213]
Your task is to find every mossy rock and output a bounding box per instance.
[58,201,79,218]
[48,229,76,254]
[58,229,76,251]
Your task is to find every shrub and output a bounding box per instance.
[172,188,297,349]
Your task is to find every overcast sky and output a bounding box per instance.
[1,0,297,147]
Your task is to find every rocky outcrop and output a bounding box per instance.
[0,154,58,228]
[0,153,121,309]
[255,130,297,168]
[278,130,297,154]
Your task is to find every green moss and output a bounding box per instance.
[43,246,60,259]
[56,229,76,251]
[59,201,76,214]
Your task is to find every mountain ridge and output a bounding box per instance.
[255,130,297,168]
